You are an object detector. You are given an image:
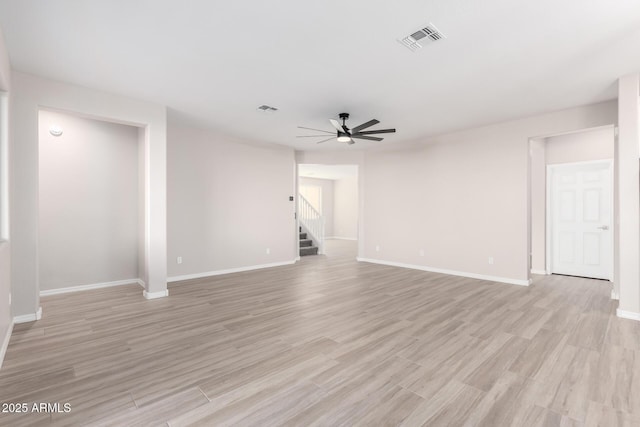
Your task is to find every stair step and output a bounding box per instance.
[299,232,307,239]
[300,246,318,256]
[300,239,313,247]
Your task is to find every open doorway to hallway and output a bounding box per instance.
[297,164,358,258]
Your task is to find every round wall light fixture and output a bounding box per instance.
[49,125,63,137]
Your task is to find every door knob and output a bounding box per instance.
[597,225,609,230]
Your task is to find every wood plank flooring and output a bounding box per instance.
[1,240,639,426]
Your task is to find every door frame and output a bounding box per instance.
[0,92,7,241]
[545,159,614,280]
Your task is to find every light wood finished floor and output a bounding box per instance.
[1,240,639,426]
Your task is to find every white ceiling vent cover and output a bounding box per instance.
[399,23,446,52]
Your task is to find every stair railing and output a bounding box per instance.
[299,194,325,255]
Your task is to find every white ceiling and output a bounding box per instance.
[299,164,358,180]
[1,0,639,151]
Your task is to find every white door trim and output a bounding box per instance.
[546,159,614,280]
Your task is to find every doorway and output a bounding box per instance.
[529,125,615,282]
[297,164,359,257]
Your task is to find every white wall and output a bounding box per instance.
[11,72,167,316]
[362,101,617,285]
[0,25,12,368]
[545,127,615,164]
[299,177,334,237]
[38,110,140,291]
[333,175,358,239]
[167,115,296,279]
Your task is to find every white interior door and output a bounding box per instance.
[549,161,612,280]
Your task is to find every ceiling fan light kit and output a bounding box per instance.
[297,112,396,145]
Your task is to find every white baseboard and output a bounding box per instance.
[167,260,297,283]
[0,319,14,370]
[530,269,548,275]
[617,309,640,321]
[611,289,620,300]
[295,256,301,262]
[14,306,42,324]
[356,257,530,287]
[143,289,169,300]
[40,278,144,296]
[326,237,358,241]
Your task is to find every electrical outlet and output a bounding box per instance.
[375,245,380,252]
[266,248,271,255]
[419,249,425,257]
[488,257,494,265]
[177,256,182,264]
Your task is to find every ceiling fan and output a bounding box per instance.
[297,113,396,145]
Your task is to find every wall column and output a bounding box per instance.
[616,72,640,320]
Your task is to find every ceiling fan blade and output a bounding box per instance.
[297,126,334,134]
[329,119,346,133]
[351,119,380,133]
[351,135,383,141]
[316,137,335,144]
[296,135,336,138]
[353,128,396,135]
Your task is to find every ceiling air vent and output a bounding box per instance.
[399,23,446,52]
[257,104,278,113]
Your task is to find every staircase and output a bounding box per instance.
[299,227,318,256]
[298,194,324,256]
